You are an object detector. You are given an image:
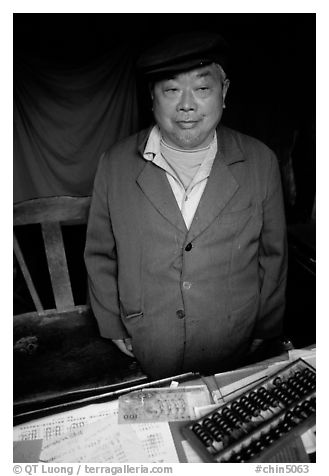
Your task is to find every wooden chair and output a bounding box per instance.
[13,196,146,414]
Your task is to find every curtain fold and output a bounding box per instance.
[14,46,141,202]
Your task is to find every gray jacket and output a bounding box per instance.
[84,125,287,379]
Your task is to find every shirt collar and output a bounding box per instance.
[143,125,162,161]
[143,125,218,162]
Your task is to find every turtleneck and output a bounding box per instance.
[160,137,211,190]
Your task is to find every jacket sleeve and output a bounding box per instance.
[255,152,288,339]
[84,152,129,339]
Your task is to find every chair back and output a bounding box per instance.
[14,196,91,315]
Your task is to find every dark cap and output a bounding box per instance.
[137,31,229,80]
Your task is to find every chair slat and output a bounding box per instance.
[14,196,91,226]
[42,222,75,311]
[13,233,44,312]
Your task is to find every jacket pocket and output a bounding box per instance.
[125,311,143,321]
[119,300,143,323]
[219,205,254,225]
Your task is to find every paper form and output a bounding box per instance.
[39,414,149,463]
[14,399,179,463]
[13,399,119,442]
[134,423,179,462]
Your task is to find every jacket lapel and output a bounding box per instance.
[187,126,245,241]
[136,161,188,234]
[135,125,245,239]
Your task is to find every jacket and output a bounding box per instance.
[84,125,288,379]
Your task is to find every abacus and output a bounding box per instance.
[181,359,316,462]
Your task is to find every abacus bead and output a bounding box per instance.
[212,416,230,433]
[198,431,213,446]
[299,376,313,389]
[273,388,290,404]
[203,421,223,441]
[222,408,241,427]
[308,398,316,411]
[293,405,308,419]
[302,368,313,378]
[249,392,260,404]
[192,423,202,432]
[261,433,273,446]
[268,395,279,407]
[254,439,265,453]
[240,395,250,405]
[285,410,295,421]
[213,431,223,441]
[230,452,243,463]
[280,420,292,432]
[258,387,271,397]
[296,383,308,395]
[259,387,276,404]
[307,397,315,412]
[212,412,221,423]
[271,426,283,439]
[285,387,299,400]
[256,396,269,410]
[300,400,313,414]
[202,417,212,426]
[289,379,304,395]
[243,446,256,460]
[231,401,252,421]
[240,396,261,416]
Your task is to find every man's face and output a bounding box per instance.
[152,64,229,150]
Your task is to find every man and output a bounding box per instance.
[84,31,287,379]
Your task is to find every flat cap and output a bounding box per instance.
[137,31,229,79]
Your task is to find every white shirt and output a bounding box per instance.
[143,125,218,229]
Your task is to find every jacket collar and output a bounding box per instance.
[137,124,245,163]
[136,124,245,236]
[137,126,154,157]
[217,124,246,165]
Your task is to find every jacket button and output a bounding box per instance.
[183,281,192,290]
[176,309,185,319]
[185,242,192,252]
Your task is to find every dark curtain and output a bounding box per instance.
[13,13,315,223]
[14,45,140,202]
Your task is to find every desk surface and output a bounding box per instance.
[13,347,316,464]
